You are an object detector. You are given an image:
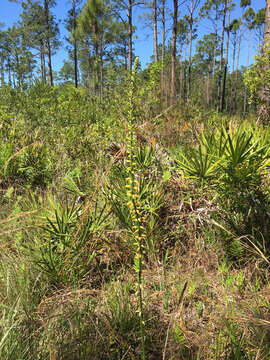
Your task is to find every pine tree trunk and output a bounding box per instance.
[243,30,251,115]
[72,0,78,88]
[206,70,210,106]
[229,35,236,113]
[74,40,78,88]
[12,72,15,88]
[216,0,227,113]
[179,53,183,99]
[153,0,158,62]
[171,0,178,104]
[44,0,53,86]
[183,40,188,101]
[233,25,242,112]
[95,45,99,95]
[87,40,92,91]
[128,0,133,71]
[187,0,194,101]
[93,22,99,94]
[40,49,44,80]
[124,43,128,70]
[221,0,231,112]
[8,57,11,86]
[0,55,4,86]
[15,50,22,88]
[99,34,104,97]
[211,8,218,107]
[161,0,165,97]
[40,40,46,81]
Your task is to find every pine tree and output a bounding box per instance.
[199,0,224,107]
[170,0,178,104]
[19,0,60,84]
[112,0,142,71]
[77,0,117,95]
[187,0,201,101]
[65,0,82,88]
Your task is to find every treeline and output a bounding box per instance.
[0,0,267,113]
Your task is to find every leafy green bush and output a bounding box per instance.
[244,46,270,122]
[3,142,53,187]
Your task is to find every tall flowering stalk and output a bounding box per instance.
[125,57,146,360]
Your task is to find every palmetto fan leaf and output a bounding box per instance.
[176,144,220,182]
[218,127,268,184]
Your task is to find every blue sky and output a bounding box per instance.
[1,0,267,73]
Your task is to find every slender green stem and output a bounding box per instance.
[126,57,146,360]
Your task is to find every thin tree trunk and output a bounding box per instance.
[221,0,231,112]
[8,57,11,86]
[171,0,178,104]
[216,0,227,113]
[44,0,53,86]
[179,53,183,99]
[124,43,128,70]
[243,29,251,114]
[93,22,99,94]
[87,40,92,91]
[72,0,78,88]
[234,25,242,109]
[99,34,104,97]
[40,48,44,79]
[95,45,99,94]
[74,40,78,87]
[153,0,158,62]
[128,0,133,71]
[206,70,210,106]
[235,28,242,77]
[13,72,15,88]
[187,0,194,100]
[211,42,216,106]
[161,0,165,97]
[229,35,236,113]
[0,56,4,86]
[15,50,21,88]
[183,40,188,101]
[211,9,218,107]
[40,40,46,81]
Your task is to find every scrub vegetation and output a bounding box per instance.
[1,60,270,359]
[1,0,270,358]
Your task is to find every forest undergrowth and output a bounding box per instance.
[1,70,270,359]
